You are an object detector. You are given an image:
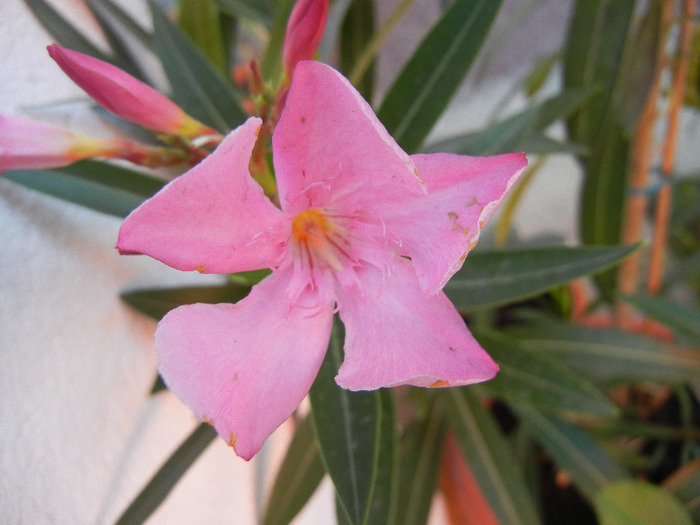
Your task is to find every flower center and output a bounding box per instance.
[291,207,349,271]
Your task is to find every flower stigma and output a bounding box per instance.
[291,207,349,271]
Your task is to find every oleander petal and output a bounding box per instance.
[382,152,527,295]
[156,269,333,460]
[336,259,498,390]
[118,117,288,274]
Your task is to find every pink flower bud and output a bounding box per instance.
[47,45,216,138]
[0,114,105,173]
[0,114,192,173]
[282,0,328,75]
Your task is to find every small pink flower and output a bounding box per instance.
[47,45,216,138]
[117,61,526,460]
[0,114,105,173]
[282,0,328,75]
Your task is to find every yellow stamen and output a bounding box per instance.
[292,208,346,270]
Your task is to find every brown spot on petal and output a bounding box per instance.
[194,265,207,273]
[228,431,238,448]
[430,380,450,388]
[458,253,467,263]
[461,227,471,237]
[202,415,214,426]
[448,212,458,220]
[414,167,426,185]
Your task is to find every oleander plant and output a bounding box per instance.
[3,0,700,523]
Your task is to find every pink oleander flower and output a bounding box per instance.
[0,113,109,173]
[117,61,526,460]
[47,44,217,139]
[282,0,328,75]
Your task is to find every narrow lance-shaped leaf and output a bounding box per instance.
[340,0,375,99]
[474,329,618,417]
[513,404,630,503]
[261,415,326,525]
[564,0,636,146]
[364,389,398,525]
[391,407,445,525]
[309,318,396,525]
[215,0,274,27]
[179,0,228,75]
[439,387,541,525]
[260,0,295,80]
[622,294,700,345]
[424,88,593,156]
[149,0,246,132]
[505,316,700,385]
[86,0,154,83]
[24,0,131,71]
[3,160,165,218]
[114,423,217,525]
[444,244,639,310]
[377,0,503,153]
[564,0,636,296]
[120,283,252,321]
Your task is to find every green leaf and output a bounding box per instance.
[622,294,700,345]
[179,0,228,75]
[475,329,618,416]
[611,0,664,133]
[340,0,375,99]
[260,0,295,80]
[594,480,693,525]
[309,319,396,525]
[149,0,246,132]
[564,0,636,147]
[364,389,398,525]
[120,283,252,320]
[514,404,630,502]
[261,415,325,525]
[88,0,152,49]
[86,0,154,82]
[24,0,120,66]
[377,0,503,153]
[505,317,700,385]
[440,388,541,525]
[424,88,592,155]
[579,124,630,288]
[425,105,538,156]
[520,134,587,155]
[115,423,217,525]
[4,160,164,217]
[391,408,445,525]
[665,459,700,522]
[444,244,639,310]
[564,0,636,295]
[524,52,561,97]
[215,0,274,26]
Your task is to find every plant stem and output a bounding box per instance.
[647,0,696,295]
